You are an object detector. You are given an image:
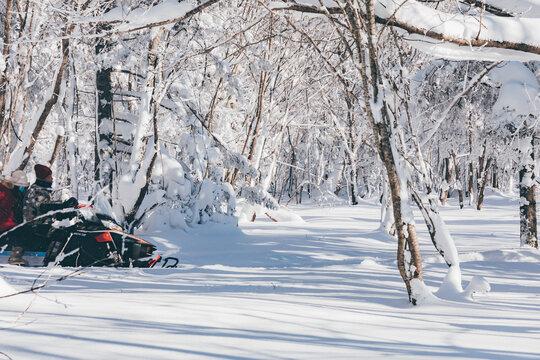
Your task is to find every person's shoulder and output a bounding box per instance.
[24,184,41,197]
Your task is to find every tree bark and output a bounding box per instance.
[49,134,64,166]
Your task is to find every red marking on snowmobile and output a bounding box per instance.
[110,231,152,245]
[148,255,161,267]
[95,232,113,242]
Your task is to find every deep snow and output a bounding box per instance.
[1,191,540,359]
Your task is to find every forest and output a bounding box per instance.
[1,1,540,358]
[1,0,539,306]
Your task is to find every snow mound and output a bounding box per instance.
[435,265,464,298]
[0,277,16,297]
[460,248,540,263]
[410,278,438,305]
[237,202,304,224]
[464,276,491,299]
[358,258,384,269]
[422,255,446,264]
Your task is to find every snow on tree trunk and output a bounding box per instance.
[95,43,114,186]
[123,28,166,226]
[477,156,492,211]
[440,157,451,206]
[451,150,464,209]
[65,61,79,196]
[489,62,539,248]
[519,133,538,248]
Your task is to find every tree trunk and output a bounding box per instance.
[491,161,499,188]
[519,134,538,248]
[467,114,474,205]
[476,140,488,210]
[125,27,165,227]
[65,59,79,197]
[94,3,115,194]
[95,66,113,180]
[468,162,474,205]
[0,0,13,137]
[356,0,422,303]
[477,157,492,211]
[440,157,451,205]
[451,150,464,209]
[49,134,64,166]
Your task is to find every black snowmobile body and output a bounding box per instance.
[0,207,175,268]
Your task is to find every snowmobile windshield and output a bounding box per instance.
[77,193,122,230]
[93,193,121,224]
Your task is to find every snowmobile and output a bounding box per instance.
[0,205,178,268]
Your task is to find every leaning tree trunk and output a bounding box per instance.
[358,1,423,303]
[376,121,422,303]
[403,106,463,293]
[125,27,165,227]
[12,37,70,171]
[518,133,538,248]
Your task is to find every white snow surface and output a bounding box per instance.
[1,191,540,359]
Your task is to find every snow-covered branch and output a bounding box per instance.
[272,0,540,61]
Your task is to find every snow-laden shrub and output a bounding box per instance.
[240,185,278,210]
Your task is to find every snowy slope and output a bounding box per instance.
[1,192,539,359]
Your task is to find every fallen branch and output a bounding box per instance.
[265,212,278,222]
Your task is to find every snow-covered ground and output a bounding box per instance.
[1,191,540,359]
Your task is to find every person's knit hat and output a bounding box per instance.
[34,164,52,180]
[9,170,29,186]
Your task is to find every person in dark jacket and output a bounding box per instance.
[22,164,78,222]
[7,165,78,265]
